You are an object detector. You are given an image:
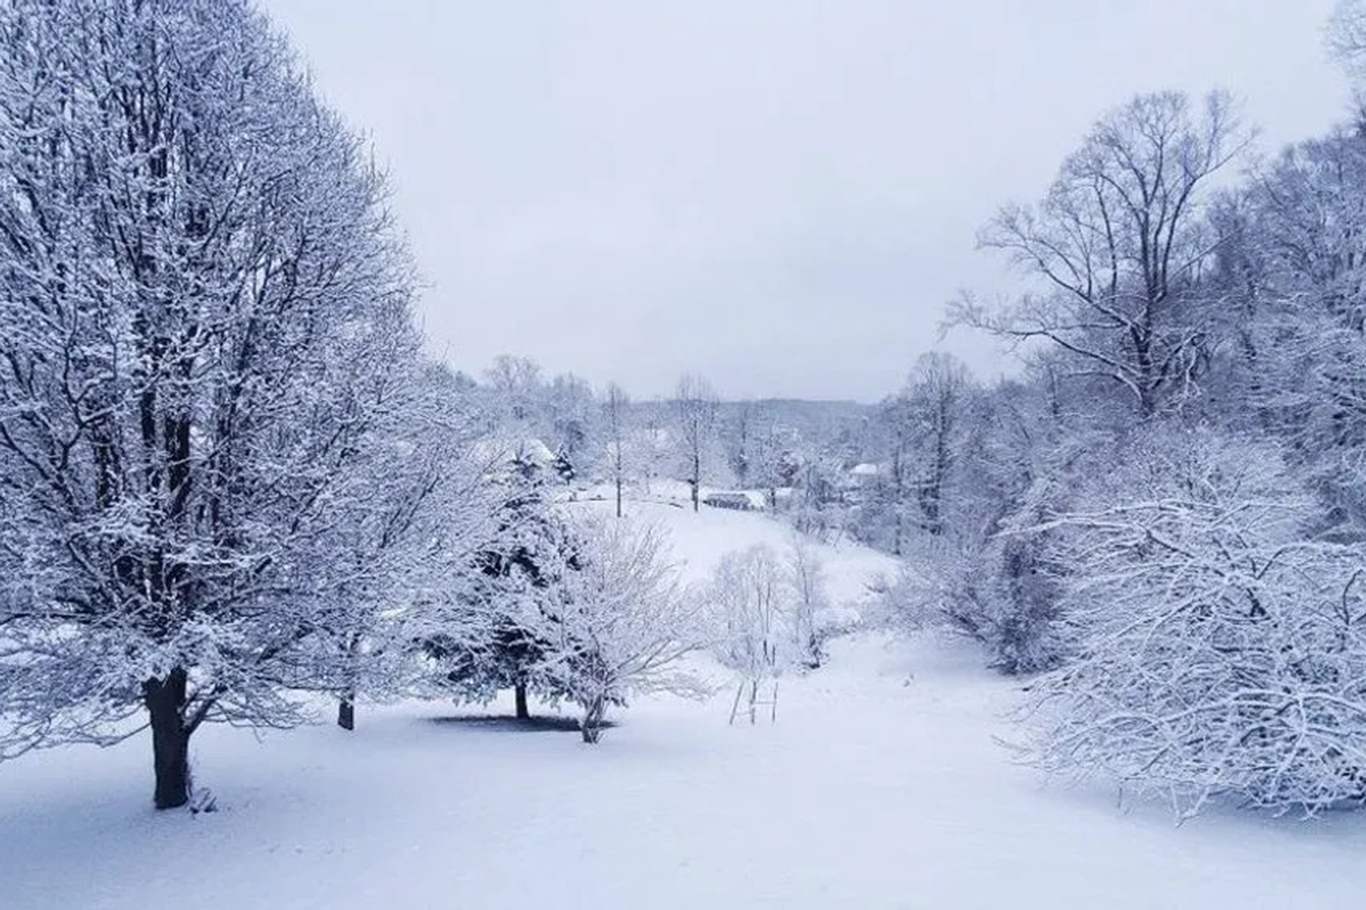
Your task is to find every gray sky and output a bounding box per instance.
[264,0,1350,401]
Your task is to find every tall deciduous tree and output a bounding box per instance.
[0,0,422,808]
[602,382,631,518]
[307,364,490,732]
[871,353,975,553]
[672,373,719,512]
[957,91,1252,419]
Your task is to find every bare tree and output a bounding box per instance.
[725,399,755,487]
[484,354,544,424]
[312,365,491,732]
[906,354,974,537]
[672,374,719,512]
[955,92,1253,418]
[603,382,631,518]
[1229,128,1366,532]
[876,353,975,553]
[747,414,791,512]
[1330,0,1366,94]
[545,372,596,480]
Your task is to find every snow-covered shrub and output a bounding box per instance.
[979,492,1070,674]
[710,546,788,671]
[785,536,830,668]
[1023,429,1366,817]
[708,544,811,722]
[551,515,708,743]
[869,525,1067,674]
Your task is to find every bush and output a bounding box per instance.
[1022,429,1366,817]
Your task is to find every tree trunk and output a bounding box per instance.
[514,681,529,720]
[337,691,355,731]
[691,449,701,512]
[581,695,606,743]
[615,476,623,518]
[144,669,192,810]
[338,634,360,730]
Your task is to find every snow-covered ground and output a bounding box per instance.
[567,488,896,605]
[3,500,1365,909]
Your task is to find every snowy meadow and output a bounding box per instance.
[6,499,1366,909]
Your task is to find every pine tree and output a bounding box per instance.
[428,450,580,719]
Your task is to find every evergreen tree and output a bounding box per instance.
[428,450,580,719]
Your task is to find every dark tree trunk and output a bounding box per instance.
[144,669,192,810]
[514,681,529,720]
[337,692,355,731]
[338,635,360,731]
[581,695,606,743]
[615,476,623,518]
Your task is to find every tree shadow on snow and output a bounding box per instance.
[426,714,616,733]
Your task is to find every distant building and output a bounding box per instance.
[702,492,758,511]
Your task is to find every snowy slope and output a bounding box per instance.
[567,495,899,612]
[2,504,1365,909]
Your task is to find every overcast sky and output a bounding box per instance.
[264,0,1350,402]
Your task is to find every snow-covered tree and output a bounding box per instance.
[545,372,596,480]
[1218,126,1366,536]
[785,536,830,668]
[424,450,579,720]
[710,545,792,723]
[860,353,976,553]
[1330,0,1366,91]
[956,91,1252,419]
[672,374,720,512]
[746,412,794,512]
[789,445,847,542]
[602,382,631,517]
[306,364,491,731]
[484,354,544,426]
[721,399,757,488]
[551,514,706,743]
[0,0,424,808]
[1022,429,1366,817]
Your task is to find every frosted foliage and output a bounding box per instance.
[0,0,451,806]
[1025,431,1366,817]
[552,515,708,742]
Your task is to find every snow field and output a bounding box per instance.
[2,502,1364,909]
